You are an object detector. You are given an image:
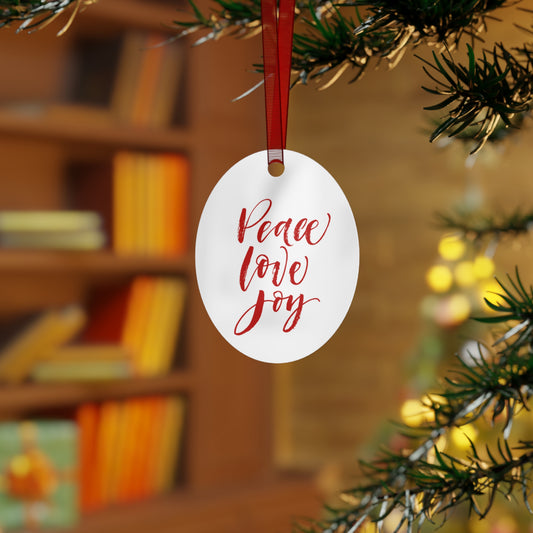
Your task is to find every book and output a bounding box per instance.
[153,396,186,493]
[76,403,99,513]
[111,31,185,127]
[76,395,186,510]
[0,228,105,250]
[82,276,186,377]
[0,210,105,250]
[0,210,102,233]
[0,420,78,530]
[112,151,189,257]
[0,306,87,384]
[31,359,132,382]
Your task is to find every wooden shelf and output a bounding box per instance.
[82,0,181,31]
[0,371,194,415]
[0,107,193,151]
[0,249,192,276]
[58,475,320,533]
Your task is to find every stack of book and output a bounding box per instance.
[112,152,189,257]
[0,210,105,251]
[0,420,78,531]
[77,395,185,512]
[83,275,187,377]
[0,275,186,384]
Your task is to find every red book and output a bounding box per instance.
[82,284,132,343]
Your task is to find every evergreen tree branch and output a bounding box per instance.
[172,0,512,83]
[436,209,533,241]
[421,43,533,153]
[296,271,533,533]
[0,0,90,33]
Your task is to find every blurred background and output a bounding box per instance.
[0,1,532,533]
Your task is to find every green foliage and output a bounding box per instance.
[421,44,533,153]
[436,209,533,241]
[293,273,533,533]
[171,0,533,149]
[0,0,84,33]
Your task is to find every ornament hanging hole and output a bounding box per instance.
[268,161,285,177]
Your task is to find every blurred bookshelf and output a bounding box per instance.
[0,0,319,532]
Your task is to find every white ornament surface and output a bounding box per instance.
[195,150,359,363]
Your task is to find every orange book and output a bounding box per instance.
[127,397,163,499]
[163,154,189,256]
[77,403,100,513]
[93,401,122,508]
[113,400,138,502]
[121,277,156,375]
[118,398,147,502]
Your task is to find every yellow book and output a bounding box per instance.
[0,306,87,384]
[133,153,150,254]
[0,210,101,232]
[153,278,187,375]
[148,155,167,255]
[113,151,136,254]
[137,278,165,376]
[45,344,131,362]
[153,396,186,494]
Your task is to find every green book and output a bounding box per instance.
[0,420,78,530]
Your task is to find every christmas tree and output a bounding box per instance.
[169,1,533,532]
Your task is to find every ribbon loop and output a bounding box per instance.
[261,0,295,167]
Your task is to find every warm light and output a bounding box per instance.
[400,399,434,426]
[473,255,495,279]
[447,293,472,324]
[454,261,476,287]
[479,279,502,312]
[450,424,478,450]
[426,264,453,293]
[438,234,466,261]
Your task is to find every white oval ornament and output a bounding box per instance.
[195,150,359,364]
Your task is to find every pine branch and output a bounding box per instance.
[421,43,533,153]
[296,271,533,533]
[172,0,512,82]
[436,209,533,240]
[0,0,91,34]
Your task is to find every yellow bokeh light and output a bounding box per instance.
[400,399,435,426]
[450,424,478,450]
[473,255,495,279]
[438,234,466,261]
[479,279,502,312]
[447,293,471,323]
[454,261,476,287]
[426,264,453,293]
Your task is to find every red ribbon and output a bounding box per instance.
[261,0,295,166]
